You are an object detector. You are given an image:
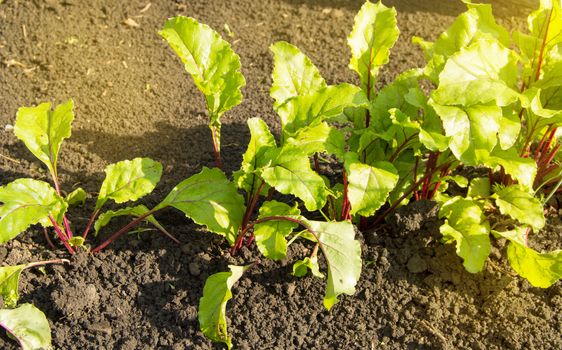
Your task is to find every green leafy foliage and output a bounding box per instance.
[96,158,162,210]
[261,145,327,211]
[439,197,491,273]
[506,241,562,288]
[344,153,398,217]
[94,205,164,236]
[270,41,326,106]
[0,264,27,308]
[347,0,399,98]
[14,100,74,177]
[254,201,300,260]
[493,185,545,231]
[293,256,324,278]
[159,16,245,145]
[233,118,276,195]
[413,2,509,82]
[0,179,65,244]
[305,220,362,310]
[198,265,250,349]
[65,187,86,206]
[277,83,367,136]
[0,304,51,350]
[155,167,245,244]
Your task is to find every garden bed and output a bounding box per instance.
[1,0,561,349]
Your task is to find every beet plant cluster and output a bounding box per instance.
[1,0,562,348]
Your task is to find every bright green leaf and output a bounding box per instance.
[261,145,327,211]
[413,2,510,82]
[493,185,545,231]
[277,84,367,136]
[65,187,86,206]
[159,16,246,149]
[439,197,491,273]
[285,122,345,160]
[233,118,276,195]
[254,201,300,260]
[486,148,537,190]
[344,153,398,217]
[467,177,491,198]
[306,220,362,310]
[14,100,74,177]
[348,0,399,98]
[270,41,326,106]
[0,264,26,308]
[198,265,250,349]
[507,242,562,288]
[0,179,63,244]
[96,158,162,210]
[432,39,519,107]
[0,304,51,350]
[155,167,245,244]
[293,256,324,278]
[94,205,164,236]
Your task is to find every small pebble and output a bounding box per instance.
[188,262,201,276]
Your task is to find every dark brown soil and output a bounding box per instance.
[1,0,560,349]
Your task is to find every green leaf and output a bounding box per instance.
[159,16,245,148]
[413,2,509,82]
[261,145,327,211]
[347,0,399,98]
[65,187,86,206]
[293,256,324,278]
[0,179,64,244]
[94,205,164,236]
[432,39,519,107]
[344,153,398,217]
[0,304,51,350]
[370,69,422,132]
[285,122,345,160]
[254,201,300,260]
[233,118,276,195]
[504,238,562,288]
[96,158,162,210]
[0,264,26,308]
[494,228,562,287]
[270,41,326,106]
[155,167,245,244]
[431,102,503,164]
[198,265,250,349]
[14,100,74,177]
[493,185,545,231]
[277,84,367,136]
[306,220,362,310]
[467,177,491,198]
[439,197,491,273]
[486,148,537,190]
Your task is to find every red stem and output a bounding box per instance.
[91,209,157,253]
[534,7,553,82]
[82,208,101,240]
[43,227,55,249]
[232,181,265,254]
[211,126,222,169]
[48,216,75,255]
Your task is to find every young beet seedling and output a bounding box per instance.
[159,16,246,169]
[0,100,178,256]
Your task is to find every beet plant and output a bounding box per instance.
[413,0,562,287]
[159,16,246,168]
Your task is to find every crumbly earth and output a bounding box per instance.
[1,0,560,349]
